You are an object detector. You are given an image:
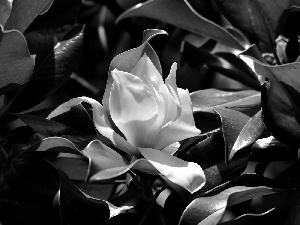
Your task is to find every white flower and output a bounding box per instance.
[49,54,205,194]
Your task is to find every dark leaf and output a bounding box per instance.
[214,0,299,46]
[4,154,110,225]
[180,185,293,225]
[26,0,82,29]
[182,42,260,90]
[4,0,54,33]
[117,0,244,50]
[204,173,297,196]
[26,103,97,136]
[0,27,34,97]
[219,208,286,225]
[242,44,300,147]
[285,191,300,225]
[214,108,252,162]
[182,132,250,194]
[15,113,87,137]
[229,110,265,161]
[5,28,84,113]
[251,137,298,161]
[191,89,260,115]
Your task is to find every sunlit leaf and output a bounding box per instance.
[230,110,265,161]
[180,185,293,225]
[214,108,252,162]
[191,89,260,114]
[4,0,54,33]
[0,27,34,96]
[117,0,244,50]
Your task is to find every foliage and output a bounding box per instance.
[1,0,300,225]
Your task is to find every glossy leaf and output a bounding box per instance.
[180,185,292,225]
[5,28,83,113]
[182,132,250,194]
[219,208,286,225]
[182,42,260,90]
[251,136,298,161]
[214,0,300,46]
[4,0,54,33]
[0,27,34,96]
[242,45,300,147]
[117,0,244,50]
[191,89,260,115]
[214,108,252,163]
[230,110,265,161]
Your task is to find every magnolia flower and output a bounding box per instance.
[49,54,205,194]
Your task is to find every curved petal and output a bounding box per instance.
[162,63,181,124]
[48,97,137,155]
[138,147,206,194]
[82,140,128,174]
[110,70,158,148]
[154,89,201,150]
[130,54,167,131]
[89,158,159,181]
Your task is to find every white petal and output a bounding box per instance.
[154,89,201,150]
[162,63,181,124]
[138,147,206,193]
[130,54,167,134]
[49,97,137,155]
[110,70,158,148]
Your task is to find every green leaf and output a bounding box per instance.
[4,0,54,33]
[214,0,299,46]
[0,26,34,96]
[46,103,97,136]
[182,42,261,90]
[181,132,250,194]
[180,185,292,225]
[117,0,244,50]
[229,110,265,161]
[214,108,252,163]
[251,136,298,161]
[16,113,88,137]
[26,0,82,30]
[191,89,260,114]
[0,0,11,26]
[241,44,300,147]
[219,208,285,225]
[5,27,83,113]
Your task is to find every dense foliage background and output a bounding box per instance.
[1,0,300,224]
